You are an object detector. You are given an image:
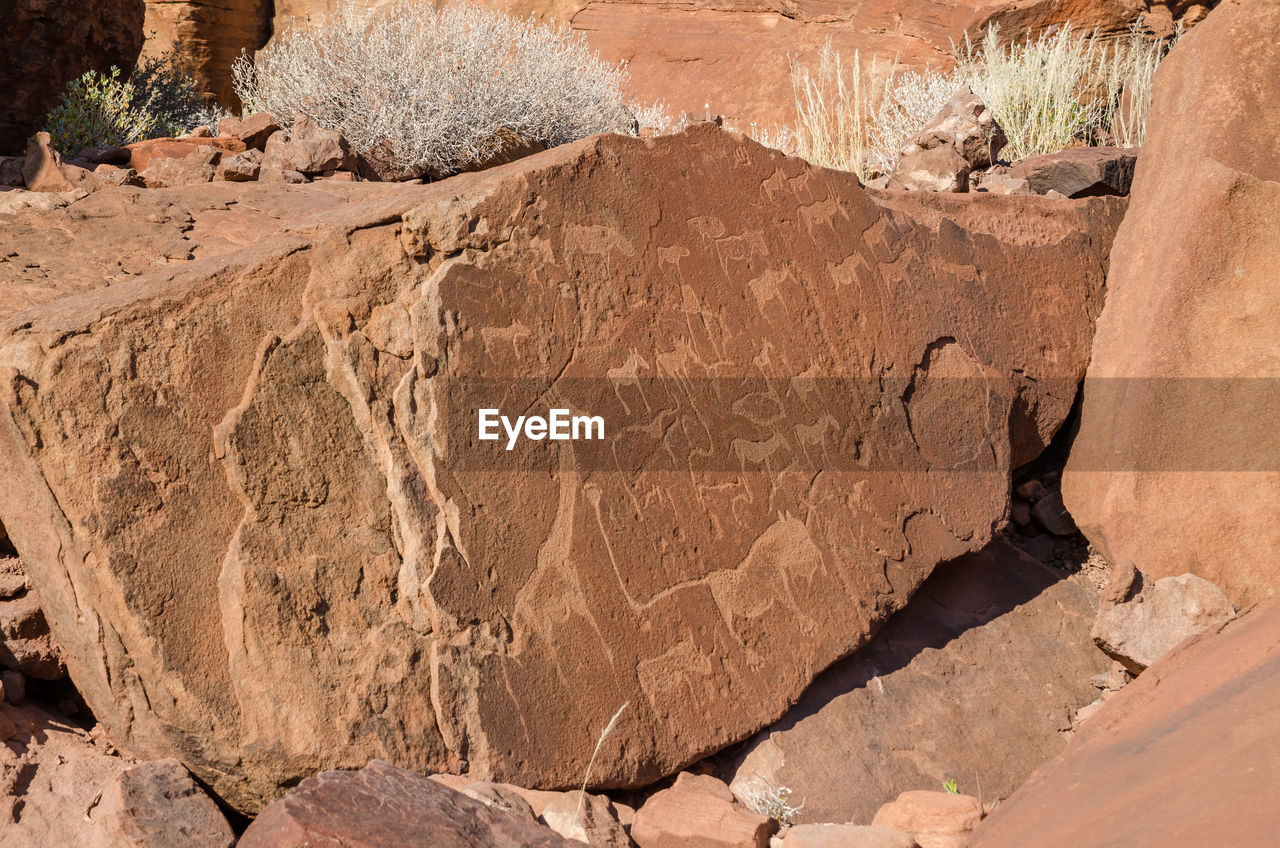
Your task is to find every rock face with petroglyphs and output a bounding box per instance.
[0,126,1122,812]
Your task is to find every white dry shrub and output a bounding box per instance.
[233,1,637,176]
[738,778,805,827]
[773,22,1173,179]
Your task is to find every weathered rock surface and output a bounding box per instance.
[872,791,983,848]
[96,757,236,848]
[0,0,146,154]
[900,86,1006,170]
[0,126,1122,812]
[1062,0,1280,606]
[0,701,134,847]
[141,145,221,187]
[1091,561,1236,673]
[0,557,66,679]
[1008,147,1139,198]
[968,599,1280,848]
[633,772,775,848]
[261,116,357,175]
[541,789,632,847]
[238,760,579,847]
[22,132,74,193]
[720,539,1109,824]
[124,136,246,173]
[887,145,971,193]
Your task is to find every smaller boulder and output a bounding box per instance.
[1091,561,1236,673]
[0,561,66,680]
[783,824,919,848]
[263,115,357,175]
[976,172,1033,196]
[96,758,235,848]
[22,132,73,192]
[125,137,246,172]
[541,790,632,847]
[94,164,145,187]
[1008,148,1139,198]
[900,86,1007,169]
[59,161,103,192]
[1,669,24,704]
[633,772,777,848]
[142,146,220,187]
[219,148,263,182]
[871,791,983,848]
[888,145,970,193]
[218,112,282,150]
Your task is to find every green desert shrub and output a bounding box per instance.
[772,22,1176,180]
[44,53,227,153]
[232,1,640,177]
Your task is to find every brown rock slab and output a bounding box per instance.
[0,0,145,153]
[784,824,919,848]
[887,145,970,193]
[871,791,982,848]
[124,137,246,173]
[96,757,235,848]
[1008,147,1139,198]
[899,86,1006,170]
[721,539,1110,824]
[0,127,1122,812]
[238,760,580,848]
[541,789,632,847]
[633,772,776,848]
[262,115,356,175]
[1091,561,1236,673]
[976,173,1032,196]
[217,113,282,150]
[968,599,1280,848]
[142,145,221,187]
[22,132,74,193]
[0,700,134,846]
[0,558,66,679]
[1061,0,1280,607]
[218,148,263,182]
[462,780,539,821]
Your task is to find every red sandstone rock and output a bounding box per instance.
[0,127,1123,813]
[784,825,919,848]
[217,112,281,149]
[968,600,1280,848]
[238,760,579,848]
[1,0,145,153]
[1091,561,1236,673]
[632,772,777,848]
[900,86,1006,170]
[21,133,73,193]
[872,791,983,848]
[1008,147,1139,197]
[261,116,356,174]
[142,145,221,187]
[96,758,235,848]
[888,145,971,193]
[1062,0,1280,606]
[125,136,247,173]
[721,539,1110,824]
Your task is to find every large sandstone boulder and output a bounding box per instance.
[0,126,1122,812]
[968,599,1280,847]
[720,539,1111,823]
[0,0,146,154]
[140,0,273,108]
[1061,0,1280,606]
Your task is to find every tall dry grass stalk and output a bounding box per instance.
[572,701,629,833]
[768,22,1174,178]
